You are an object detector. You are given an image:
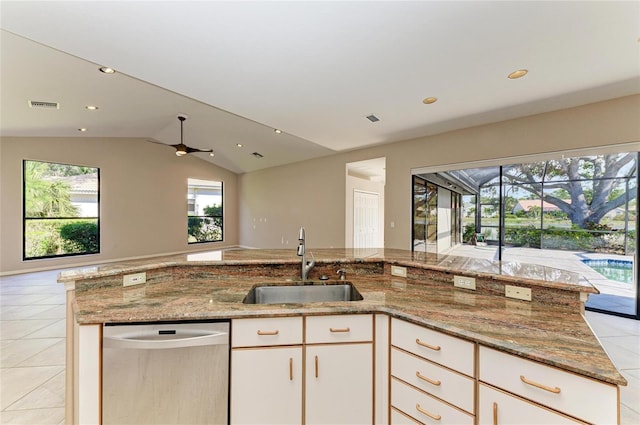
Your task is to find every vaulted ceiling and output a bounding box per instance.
[1,1,638,173]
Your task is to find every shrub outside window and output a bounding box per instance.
[23,160,100,260]
[188,178,223,243]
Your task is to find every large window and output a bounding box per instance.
[187,178,223,243]
[23,160,99,260]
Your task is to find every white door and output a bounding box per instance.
[305,343,373,425]
[354,190,380,249]
[230,347,303,424]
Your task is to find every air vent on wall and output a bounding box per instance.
[28,100,59,109]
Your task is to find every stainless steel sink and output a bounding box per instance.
[243,282,363,304]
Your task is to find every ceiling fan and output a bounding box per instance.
[168,115,214,157]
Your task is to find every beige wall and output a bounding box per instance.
[0,137,238,274]
[238,95,640,250]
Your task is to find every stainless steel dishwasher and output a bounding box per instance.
[102,321,229,425]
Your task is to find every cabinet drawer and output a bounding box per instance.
[391,378,474,425]
[232,317,302,347]
[391,407,422,425]
[306,314,372,344]
[478,383,585,425]
[391,347,474,413]
[479,346,618,425]
[391,318,475,376]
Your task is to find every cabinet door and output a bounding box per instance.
[305,343,373,425]
[230,346,302,425]
[478,383,585,425]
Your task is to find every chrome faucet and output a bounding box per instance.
[297,227,315,282]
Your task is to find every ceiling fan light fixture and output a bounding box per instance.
[508,69,528,79]
[176,147,188,156]
[170,115,213,157]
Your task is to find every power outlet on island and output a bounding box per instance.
[391,266,407,278]
[453,275,476,290]
[123,272,147,287]
[505,285,532,301]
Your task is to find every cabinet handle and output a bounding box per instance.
[315,355,319,378]
[416,338,441,351]
[257,330,279,336]
[289,357,293,381]
[520,375,561,394]
[416,371,441,386]
[416,403,441,421]
[493,402,498,425]
[329,327,350,333]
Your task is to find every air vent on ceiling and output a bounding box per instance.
[252,152,264,158]
[28,100,59,109]
[365,114,380,123]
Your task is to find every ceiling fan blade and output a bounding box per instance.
[186,146,214,154]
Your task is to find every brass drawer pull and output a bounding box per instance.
[416,371,441,386]
[520,375,561,394]
[329,327,350,333]
[289,357,293,381]
[315,355,319,378]
[493,402,498,425]
[416,403,441,421]
[257,330,279,336]
[416,338,441,351]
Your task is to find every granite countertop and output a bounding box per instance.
[65,249,624,387]
[59,248,596,293]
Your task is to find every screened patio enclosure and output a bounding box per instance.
[413,152,639,319]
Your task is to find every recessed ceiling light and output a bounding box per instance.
[99,66,115,74]
[274,129,282,134]
[85,105,99,110]
[209,153,215,157]
[236,143,243,148]
[252,152,264,158]
[78,128,87,132]
[508,69,528,79]
[422,97,438,104]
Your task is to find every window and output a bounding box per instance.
[23,160,99,260]
[187,178,223,243]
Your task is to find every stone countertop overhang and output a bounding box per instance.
[60,248,625,386]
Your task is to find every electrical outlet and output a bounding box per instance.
[391,265,407,277]
[505,285,532,301]
[123,272,146,287]
[453,275,476,290]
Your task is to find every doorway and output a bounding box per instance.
[345,158,385,249]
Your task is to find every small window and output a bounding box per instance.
[23,160,100,260]
[188,178,223,243]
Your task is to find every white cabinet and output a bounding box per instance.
[479,345,618,424]
[306,343,373,424]
[230,317,303,425]
[231,315,373,425]
[305,314,374,424]
[478,383,585,425]
[231,346,302,424]
[390,317,475,424]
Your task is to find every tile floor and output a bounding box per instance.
[1,269,639,424]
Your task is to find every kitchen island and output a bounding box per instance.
[59,248,626,424]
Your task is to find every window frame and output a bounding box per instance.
[187,179,224,244]
[22,159,100,260]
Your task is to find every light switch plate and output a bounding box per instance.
[505,285,532,301]
[453,275,476,290]
[391,265,407,277]
[123,272,146,287]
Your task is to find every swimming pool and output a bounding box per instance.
[581,259,635,285]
